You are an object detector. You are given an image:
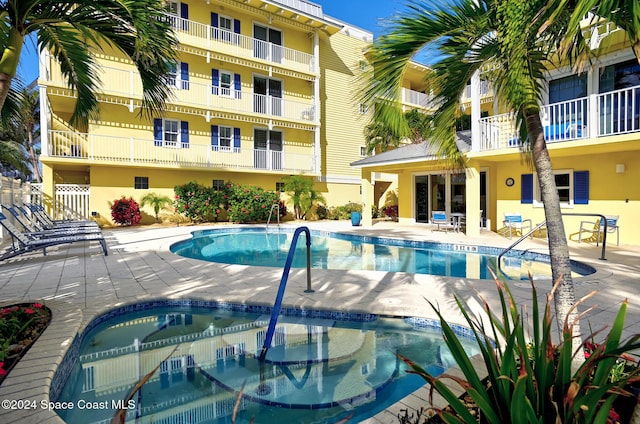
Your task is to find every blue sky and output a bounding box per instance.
[16,0,413,84]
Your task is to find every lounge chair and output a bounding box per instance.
[2,205,101,237]
[431,211,455,232]
[25,203,99,229]
[578,215,620,246]
[503,212,532,239]
[0,212,108,261]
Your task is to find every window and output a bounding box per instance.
[211,125,240,151]
[358,60,369,72]
[276,182,285,192]
[134,176,149,189]
[165,120,179,143]
[220,71,232,96]
[213,180,225,191]
[521,170,589,207]
[154,118,189,148]
[211,12,240,43]
[168,62,189,90]
[219,126,232,149]
[360,146,367,156]
[359,103,369,114]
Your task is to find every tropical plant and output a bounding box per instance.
[281,175,326,220]
[401,273,640,424]
[140,192,173,223]
[226,183,282,224]
[0,80,40,181]
[363,109,430,155]
[0,0,178,128]
[361,0,580,333]
[111,196,141,226]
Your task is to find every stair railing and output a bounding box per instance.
[259,226,313,361]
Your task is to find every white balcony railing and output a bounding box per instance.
[47,65,317,124]
[46,131,316,173]
[461,80,493,101]
[165,14,315,74]
[479,84,640,151]
[401,88,433,108]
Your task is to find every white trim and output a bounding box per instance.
[532,168,575,208]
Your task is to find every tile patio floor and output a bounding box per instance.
[0,220,638,423]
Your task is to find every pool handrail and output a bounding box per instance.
[497,212,609,274]
[259,226,313,361]
[266,203,280,230]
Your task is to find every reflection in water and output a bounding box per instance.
[56,308,479,424]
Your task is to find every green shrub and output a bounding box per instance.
[401,272,640,423]
[224,183,284,224]
[174,182,226,223]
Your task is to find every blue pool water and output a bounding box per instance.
[53,302,480,424]
[170,227,594,279]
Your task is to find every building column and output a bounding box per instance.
[41,164,55,215]
[470,71,481,152]
[465,166,481,237]
[313,30,321,174]
[361,169,374,226]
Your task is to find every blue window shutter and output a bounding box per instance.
[234,73,241,99]
[180,62,189,81]
[180,3,189,19]
[180,62,189,89]
[212,69,219,94]
[211,125,219,148]
[234,19,240,34]
[233,127,240,150]
[521,174,533,204]
[574,171,589,204]
[154,118,163,146]
[181,121,189,146]
[211,12,218,27]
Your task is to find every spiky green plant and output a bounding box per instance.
[400,272,640,423]
[140,192,173,223]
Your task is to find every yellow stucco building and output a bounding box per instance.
[353,19,640,246]
[38,0,373,225]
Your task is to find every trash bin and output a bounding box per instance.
[351,211,361,226]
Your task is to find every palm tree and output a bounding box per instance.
[0,80,30,177]
[0,0,177,128]
[361,0,579,331]
[140,192,172,223]
[1,81,41,181]
[363,109,430,155]
[282,175,326,220]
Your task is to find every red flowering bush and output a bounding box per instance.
[173,181,285,224]
[111,196,141,226]
[174,182,227,222]
[0,303,51,382]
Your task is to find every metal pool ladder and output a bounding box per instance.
[266,203,280,230]
[259,226,313,361]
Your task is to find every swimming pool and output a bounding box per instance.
[170,227,595,279]
[52,301,480,424]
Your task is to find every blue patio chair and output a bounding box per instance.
[502,212,533,239]
[431,211,455,232]
[578,215,620,246]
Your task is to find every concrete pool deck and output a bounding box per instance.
[0,220,638,423]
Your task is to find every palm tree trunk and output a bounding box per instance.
[0,28,24,114]
[27,132,42,182]
[525,112,579,335]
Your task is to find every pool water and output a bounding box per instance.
[55,306,480,424]
[170,228,593,279]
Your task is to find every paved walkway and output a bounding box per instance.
[0,221,638,423]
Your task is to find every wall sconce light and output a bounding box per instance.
[616,164,625,174]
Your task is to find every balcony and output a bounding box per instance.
[45,65,318,125]
[461,80,493,103]
[166,14,316,75]
[401,88,433,109]
[479,84,640,151]
[45,131,316,174]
